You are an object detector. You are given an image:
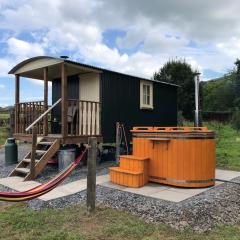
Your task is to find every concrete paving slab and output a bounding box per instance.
[124,184,169,196]
[99,169,240,203]
[100,181,126,190]
[216,169,240,180]
[39,174,109,201]
[96,174,109,183]
[39,188,73,201]
[0,176,40,191]
[167,186,211,195]
[0,176,24,184]
[149,189,193,202]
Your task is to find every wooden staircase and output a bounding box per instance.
[9,138,60,181]
[109,155,149,188]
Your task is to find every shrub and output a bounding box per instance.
[232,108,240,131]
[177,111,185,126]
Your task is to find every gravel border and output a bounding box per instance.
[26,176,240,232]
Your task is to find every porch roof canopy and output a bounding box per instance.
[8,56,102,80]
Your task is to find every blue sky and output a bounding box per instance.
[0,0,240,106]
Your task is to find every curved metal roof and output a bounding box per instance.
[8,55,179,87]
[8,56,64,74]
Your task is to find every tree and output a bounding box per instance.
[202,58,240,113]
[234,59,240,108]
[153,59,196,119]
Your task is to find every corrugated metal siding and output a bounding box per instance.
[101,71,177,143]
[52,75,79,133]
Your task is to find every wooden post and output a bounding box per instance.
[61,63,68,138]
[87,137,97,212]
[43,67,48,136]
[9,109,14,137]
[15,75,20,134]
[30,126,37,179]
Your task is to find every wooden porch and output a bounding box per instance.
[11,58,102,144]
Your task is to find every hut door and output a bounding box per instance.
[79,73,100,135]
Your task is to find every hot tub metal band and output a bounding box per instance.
[149,176,214,183]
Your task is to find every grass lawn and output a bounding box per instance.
[0,112,10,120]
[0,127,8,146]
[205,122,240,171]
[0,112,10,146]
[0,203,239,240]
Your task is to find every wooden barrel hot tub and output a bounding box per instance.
[131,127,216,188]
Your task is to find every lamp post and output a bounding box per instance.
[194,71,201,127]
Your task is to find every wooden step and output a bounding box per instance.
[120,155,149,172]
[109,167,147,188]
[22,158,40,163]
[36,150,47,154]
[38,142,54,146]
[109,167,142,175]
[15,168,30,174]
[9,139,60,181]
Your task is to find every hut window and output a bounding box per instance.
[140,80,153,109]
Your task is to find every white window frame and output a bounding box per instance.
[140,80,153,109]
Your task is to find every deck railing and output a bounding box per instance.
[67,99,101,136]
[15,101,45,134]
[14,99,101,137]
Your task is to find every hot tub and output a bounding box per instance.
[131,127,215,188]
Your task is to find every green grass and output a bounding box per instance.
[0,112,10,146]
[0,203,239,240]
[0,127,8,146]
[183,121,240,171]
[205,122,240,171]
[0,112,10,120]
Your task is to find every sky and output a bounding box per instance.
[0,0,240,106]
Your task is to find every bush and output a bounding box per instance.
[232,108,240,131]
[177,111,185,126]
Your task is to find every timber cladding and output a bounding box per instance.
[100,71,177,143]
[51,70,177,143]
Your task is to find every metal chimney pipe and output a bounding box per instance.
[194,72,200,127]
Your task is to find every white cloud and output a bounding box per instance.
[1,0,240,80]
[7,37,44,60]
[0,84,5,89]
[0,59,12,77]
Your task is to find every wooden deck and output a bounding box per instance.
[14,133,103,144]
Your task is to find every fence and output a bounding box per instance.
[201,111,233,123]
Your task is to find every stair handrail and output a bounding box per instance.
[25,98,62,132]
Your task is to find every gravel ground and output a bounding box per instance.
[0,143,115,183]
[27,178,240,232]
[1,144,240,232]
[0,143,31,178]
